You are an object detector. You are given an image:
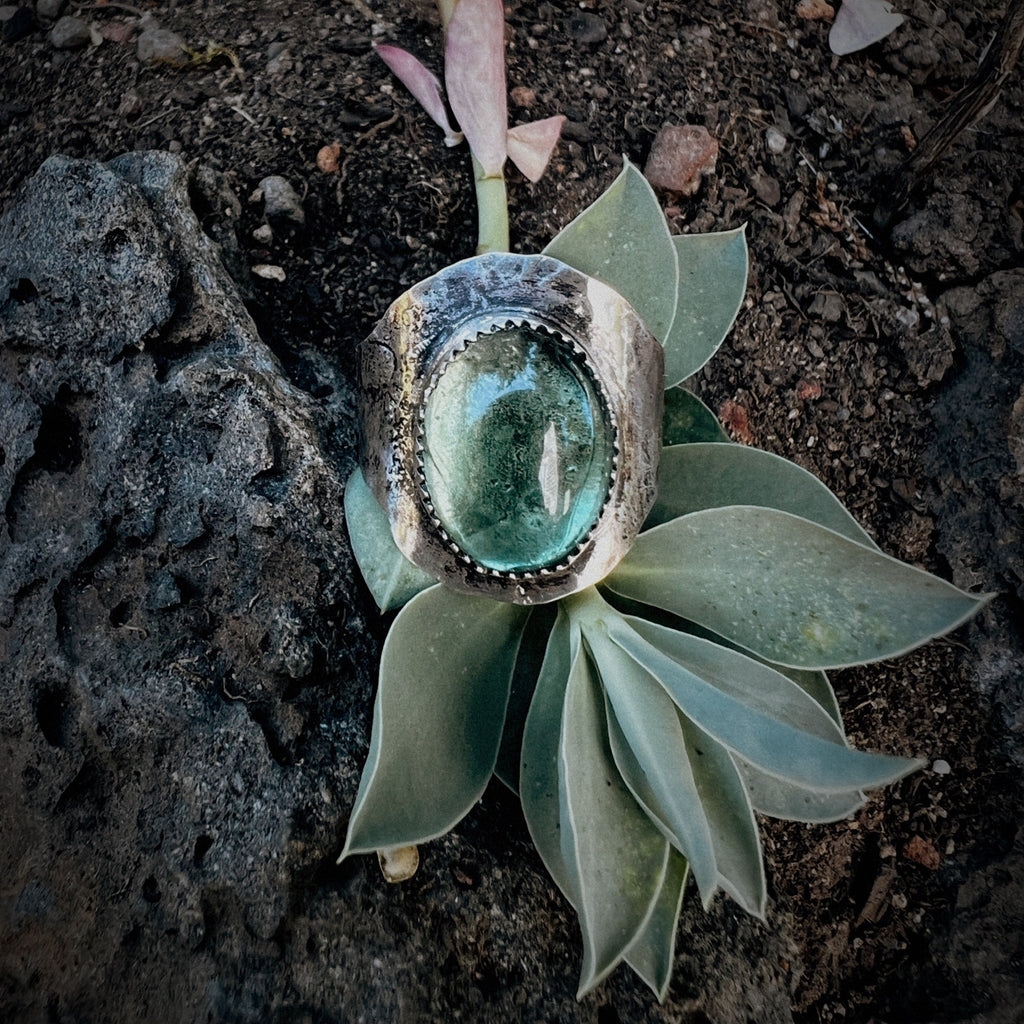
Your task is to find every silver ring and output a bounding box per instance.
[359,252,664,604]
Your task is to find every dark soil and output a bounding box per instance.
[2,1,1022,1022]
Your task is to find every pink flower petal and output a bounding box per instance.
[445,0,508,176]
[506,115,566,182]
[374,43,463,147]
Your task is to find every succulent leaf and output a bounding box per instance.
[661,387,730,445]
[543,159,679,344]
[494,603,556,792]
[605,615,922,792]
[662,227,748,387]
[344,470,437,612]
[622,614,859,745]
[609,506,988,669]
[736,761,866,822]
[586,629,719,902]
[624,848,689,1002]
[559,647,671,997]
[519,608,578,900]
[649,443,880,549]
[674,714,766,917]
[603,595,846,730]
[341,586,529,857]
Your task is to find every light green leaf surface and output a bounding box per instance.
[736,760,866,822]
[661,387,730,446]
[677,715,765,917]
[519,609,578,901]
[544,158,678,343]
[559,649,670,997]
[587,629,717,902]
[662,227,748,387]
[609,506,987,669]
[341,586,529,857]
[600,592,845,728]
[624,848,689,1002]
[606,616,921,793]
[623,615,854,745]
[649,444,880,548]
[344,469,436,611]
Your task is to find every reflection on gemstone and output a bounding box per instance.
[420,324,616,573]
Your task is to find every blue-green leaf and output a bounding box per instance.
[676,715,765,917]
[544,158,678,343]
[736,761,866,822]
[586,628,717,903]
[609,506,988,669]
[344,469,436,611]
[662,387,729,446]
[622,615,854,744]
[649,443,879,548]
[606,617,921,793]
[662,227,748,387]
[559,648,670,997]
[624,848,689,1003]
[519,608,578,901]
[341,586,529,857]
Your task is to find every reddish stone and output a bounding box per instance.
[644,124,719,196]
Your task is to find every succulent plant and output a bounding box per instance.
[340,158,987,999]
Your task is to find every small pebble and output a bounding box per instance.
[509,85,536,108]
[35,0,65,19]
[567,11,607,44]
[316,142,341,174]
[252,264,286,282]
[795,0,834,19]
[644,124,719,196]
[932,759,951,775]
[252,223,273,244]
[136,16,186,63]
[259,175,306,226]
[48,14,91,49]
[766,126,788,154]
[378,845,419,883]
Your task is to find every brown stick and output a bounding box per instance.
[874,0,1024,228]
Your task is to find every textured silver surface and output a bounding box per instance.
[360,252,664,604]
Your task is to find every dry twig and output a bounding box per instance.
[874,0,1024,228]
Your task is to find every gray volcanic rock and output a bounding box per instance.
[0,153,798,1023]
[0,152,373,1019]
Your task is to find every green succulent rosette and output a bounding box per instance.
[340,161,987,1000]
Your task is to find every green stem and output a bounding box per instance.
[472,154,510,254]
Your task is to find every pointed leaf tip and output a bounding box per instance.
[662,226,748,386]
[544,158,678,344]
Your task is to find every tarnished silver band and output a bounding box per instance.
[359,251,664,604]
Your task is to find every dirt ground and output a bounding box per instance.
[2,0,1022,1021]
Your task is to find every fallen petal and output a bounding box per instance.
[375,43,463,147]
[506,115,566,182]
[829,0,904,56]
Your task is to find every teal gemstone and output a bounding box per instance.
[421,325,616,573]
